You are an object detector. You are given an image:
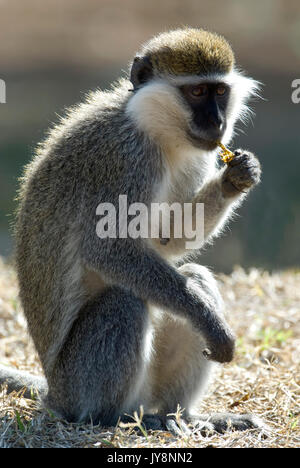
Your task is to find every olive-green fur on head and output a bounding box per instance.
[137,28,235,77]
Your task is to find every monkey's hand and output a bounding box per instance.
[221,150,261,198]
[200,314,236,364]
[179,264,235,363]
[202,327,236,364]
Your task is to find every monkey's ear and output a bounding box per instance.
[130,56,153,90]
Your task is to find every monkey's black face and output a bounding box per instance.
[179,82,230,150]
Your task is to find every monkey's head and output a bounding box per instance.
[127,28,259,153]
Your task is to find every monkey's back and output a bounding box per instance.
[15,82,141,368]
[15,124,89,366]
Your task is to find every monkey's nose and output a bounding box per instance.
[208,114,224,130]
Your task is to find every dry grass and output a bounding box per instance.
[0,257,299,448]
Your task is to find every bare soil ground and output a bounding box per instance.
[0,257,299,448]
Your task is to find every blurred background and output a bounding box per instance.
[0,0,299,272]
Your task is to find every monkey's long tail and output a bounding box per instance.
[0,365,48,400]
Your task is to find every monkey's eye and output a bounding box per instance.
[190,85,207,97]
[216,85,227,96]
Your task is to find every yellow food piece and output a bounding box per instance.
[217,142,235,164]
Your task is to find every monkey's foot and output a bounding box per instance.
[119,413,190,436]
[186,413,266,435]
[120,412,266,437]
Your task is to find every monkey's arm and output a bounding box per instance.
[82,232,234,363]
[161,150,261,252]
[196,150,261,240]
[192,172,239,240]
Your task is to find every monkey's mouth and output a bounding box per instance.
[187,131,219,151]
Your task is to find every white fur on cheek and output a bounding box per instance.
[223,70,261,144]
[126,80,191,147]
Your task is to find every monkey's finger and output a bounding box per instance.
[165,417,191,436]
[202,348,212,359]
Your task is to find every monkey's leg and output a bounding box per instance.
[147,263,221,417]
[146,263,264,435]
[149,308,215,416]
[45,286,151,425]
[148,312,264,434]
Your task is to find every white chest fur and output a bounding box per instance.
[154,145,218,205]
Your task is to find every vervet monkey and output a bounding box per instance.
[0,28,262,434]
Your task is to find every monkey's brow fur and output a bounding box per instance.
[0,28,262,434]
[138,28,235,76]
